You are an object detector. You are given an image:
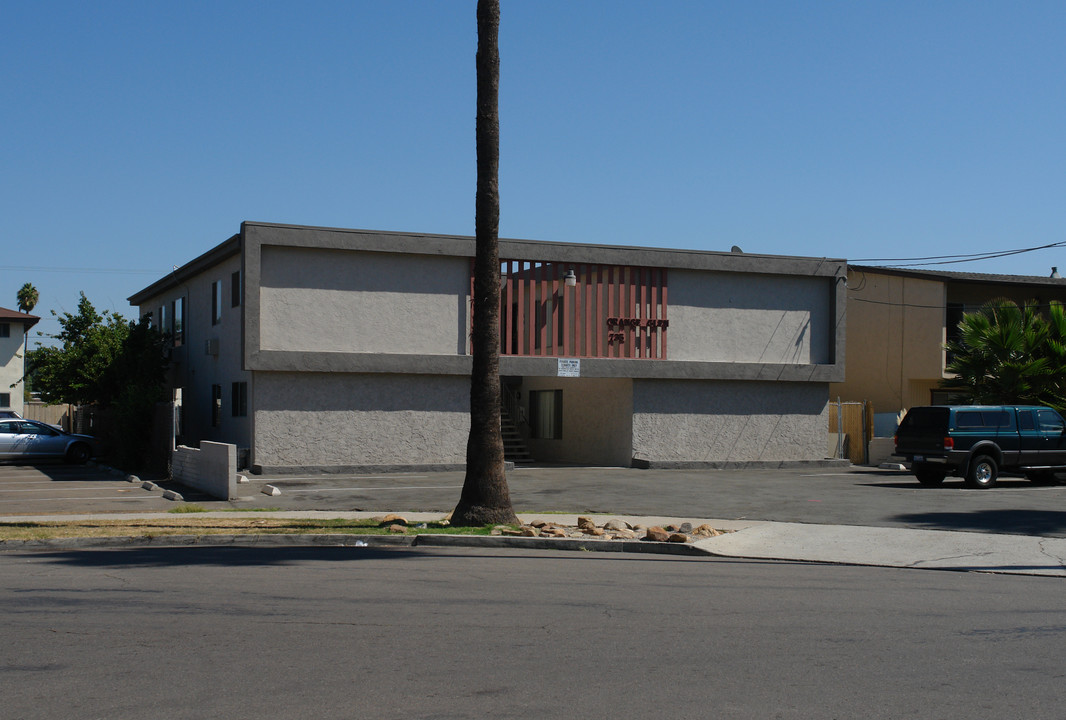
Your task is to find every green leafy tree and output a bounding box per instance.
[28,293,169,469]
[942,298,1066,410]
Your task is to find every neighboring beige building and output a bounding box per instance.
[130,221,847,473]
[0,307,40,417]
[832,265,1066,427]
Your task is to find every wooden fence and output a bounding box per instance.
[829,400,874,465]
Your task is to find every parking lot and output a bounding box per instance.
[5,461,1066,537]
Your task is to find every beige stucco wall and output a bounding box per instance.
[631,379,830,463]
[521,377,634,466]
[252,372,469,471]
[830,270,945,414]
[667,270,831,364]
[258,246,468,355]
[0,323,27,415]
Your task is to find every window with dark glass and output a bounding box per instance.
[211,281,222,325]
[0,393,10,408]
[529,390,562,439]
[0,323,9,338]
[172,297,184,346]
[231,270,241,307]
[231,381,247,417]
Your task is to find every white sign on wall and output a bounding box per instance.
[558,358,581,377]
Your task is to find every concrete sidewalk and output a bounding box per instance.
[3,510,1065,578]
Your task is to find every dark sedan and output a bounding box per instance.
[0,419,97,463]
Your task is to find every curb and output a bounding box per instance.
[0,532,712,556]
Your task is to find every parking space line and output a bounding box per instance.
[258,475,430,482]
[280,485,463,493]
[5,497,166,502]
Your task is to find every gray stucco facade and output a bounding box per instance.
[129,221,846,473]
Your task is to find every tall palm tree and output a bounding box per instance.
[452,0,518,527]
[16,283,38,314]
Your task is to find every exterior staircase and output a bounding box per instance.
[501,408,534,464]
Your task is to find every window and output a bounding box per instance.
[0,393,9,408]
[1019,411,1036,431]
[529,390,562,439]
[158,304,169,337]
[1038,409,1064,433]
[231,270,242,307]
[211,384,222,427]
[231,381,247,417]
[0,323,9,338]
[172,297,184,346]
[211,281,222,325]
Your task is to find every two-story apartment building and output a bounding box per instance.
[832,264,1066,422]
[0,307,39,417]
[129,222,846,473]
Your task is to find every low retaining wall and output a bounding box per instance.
[172,442,238,500]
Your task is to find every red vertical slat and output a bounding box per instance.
[503,260,513,354]
[562,264,570,356]
[661,268,668,359]
[538,263,548,356]
[583,264,592,358]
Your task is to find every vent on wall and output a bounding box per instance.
[204,338,219,356]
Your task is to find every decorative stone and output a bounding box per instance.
[583,527,605,537]
[577,516,597,531]
[604,519,627,531]
[678,522,694,534]
[500,528,524,536]
[668,533,691,543]
[381,514,408,526]
[530,520,550,528]
[644,527,670,542]
[692,524,722,538]
[543,528,568,537]
[520,526,540,537]
[388,524,407,533]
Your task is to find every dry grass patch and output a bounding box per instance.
[0,517,499,542]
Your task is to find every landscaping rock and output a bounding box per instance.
[678,522,694,534]
[644,527,670,542]
[577,516,597,531]
[381,513,408,526]
[604,519,627,532]
[387,524,407,533]
[667,533,692,543]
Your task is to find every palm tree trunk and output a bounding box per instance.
[452,0,518,527]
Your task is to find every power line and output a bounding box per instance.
[853,240,1066,267]
[0,265,164,275]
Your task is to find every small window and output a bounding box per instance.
[211,281,222,325]
[211,384,222,427]
[956,411,982,429]
[0,323,9,338]
[172,297,185,347]
[0,393,9,408]
[1019,411,1036,431]
[231,381,247,417]
[529,389,563,439]
[158,305,169,337]
[231,270,242,307]
[0,420,15,433]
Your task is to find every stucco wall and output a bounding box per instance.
[0,324,26,415]
[831,270,945,414]
[631,379,830,465]
[258,246,468,355]
[136,252,251,451]
[668,270,832,364]
[521,377,633,466]
[252,372,469,471]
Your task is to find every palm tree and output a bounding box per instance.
[942,299,1055,407]
[452,0,518,527]
[16,283,38,314]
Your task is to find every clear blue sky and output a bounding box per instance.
[3,1,1065,343]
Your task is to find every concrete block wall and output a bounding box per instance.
[172,441,238,499]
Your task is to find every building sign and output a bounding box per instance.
[558,358,581,377]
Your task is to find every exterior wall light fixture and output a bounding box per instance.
[563,268,577,287]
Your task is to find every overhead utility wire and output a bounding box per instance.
[853,240,1066,267]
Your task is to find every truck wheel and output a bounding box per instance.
[913,464,946,486]
[966,455,998,489]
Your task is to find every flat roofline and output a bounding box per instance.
[851,264,1066,288]
[128,234,241,305]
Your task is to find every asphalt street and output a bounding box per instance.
[5,545,1066,720]
[6,462,1066,537]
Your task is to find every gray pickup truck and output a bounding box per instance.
[894,405,1066,488]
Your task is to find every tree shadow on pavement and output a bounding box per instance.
[894,509,1066,537]
[12,546,433,568]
